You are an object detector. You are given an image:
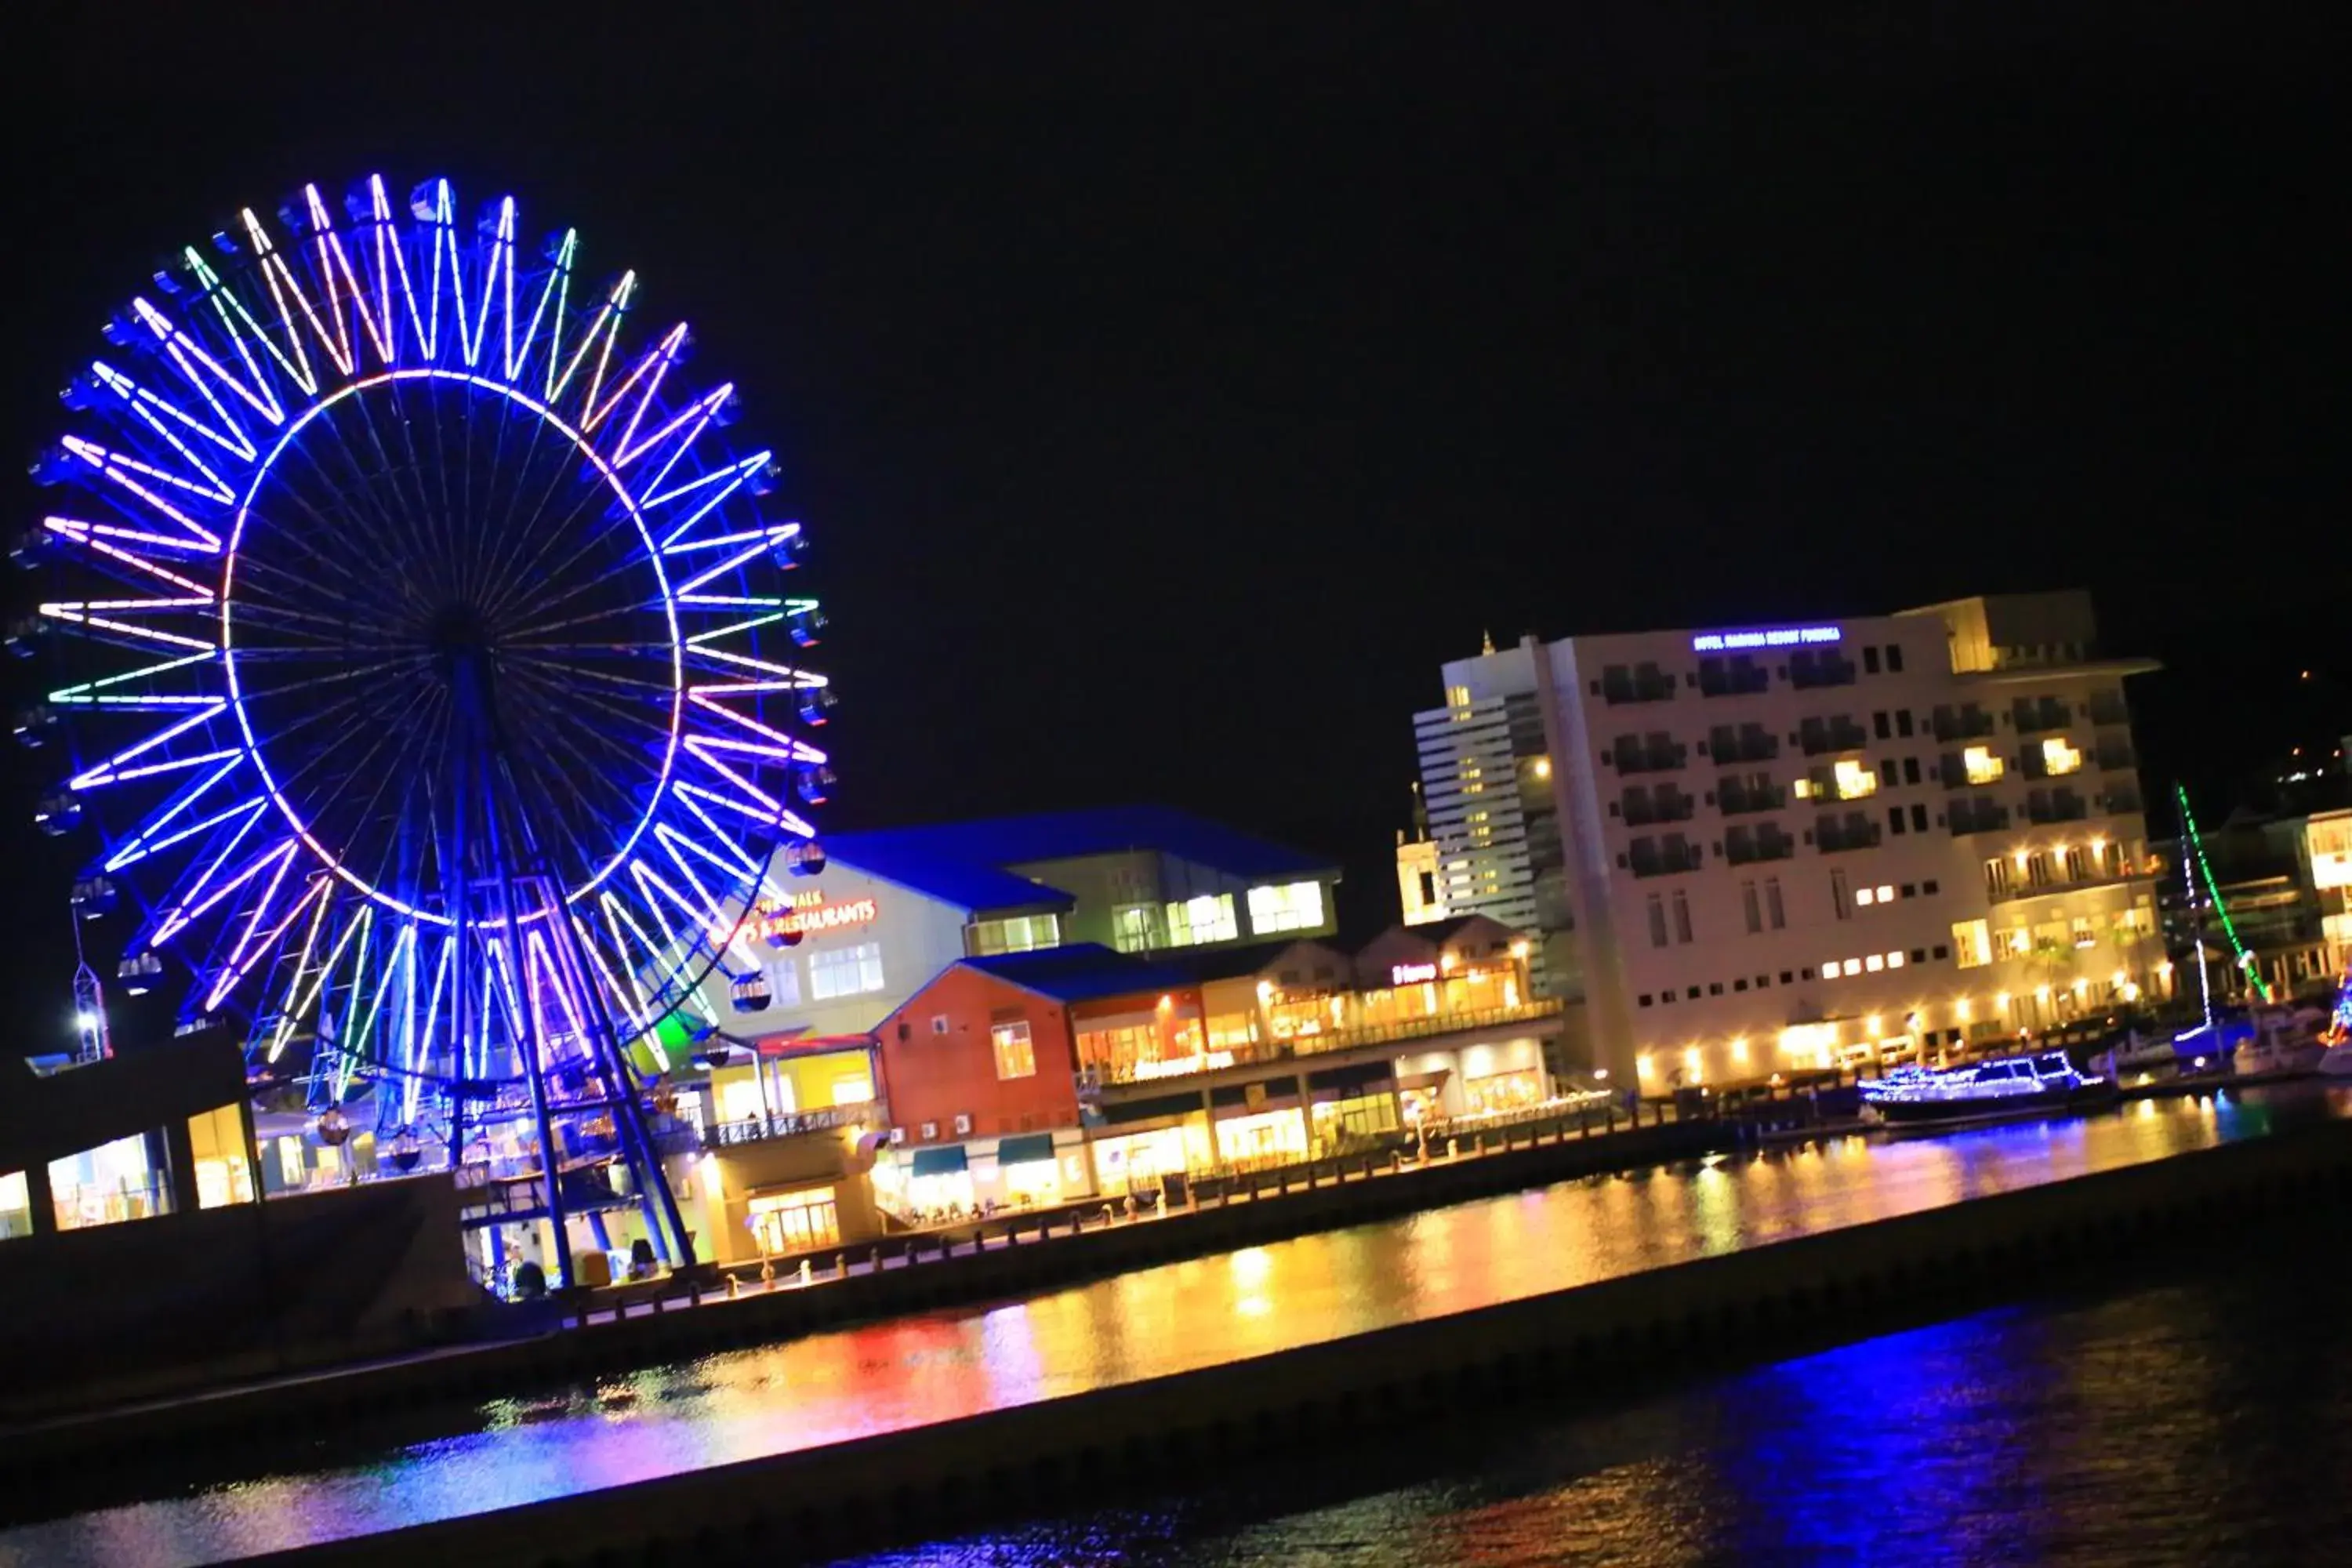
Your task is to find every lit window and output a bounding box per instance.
[1864,954,1885,972]
[2042,738,2083,776]
[1876,884,1894,902]
[809,942,885,1000]
[1163,894,1240,948]
[1247,881,1327,936]
[972,913,1060,956]
[1995,927,2031,961]
[1824,956,1842,978]
[1856,887,1875,907]
[1794,779,1817,800]
[1951,919,1992,968]
[1964,745,2005,785]
[990,1022,1036,1080]
[2071,915,2098,949]
[1833,759,1877,800]
[1112,905,1158,953]
[1886,950,1906,969]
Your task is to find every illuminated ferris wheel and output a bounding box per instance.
[16,175,833,1271]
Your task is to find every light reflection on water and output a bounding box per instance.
[1,1086,2339,1568]
[864,1225,2352,1567]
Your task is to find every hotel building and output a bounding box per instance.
[1410,592,2170,1091]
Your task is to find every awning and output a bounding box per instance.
[909,1145,968,1178]
[996,1132,1057,1167]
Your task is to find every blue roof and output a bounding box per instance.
[822,833,1075,916]
[961,944,1207,1004]
[832,805,1337,891]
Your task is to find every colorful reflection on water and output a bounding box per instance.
[1,1086,2341,1568]
[862,1217,2352,1566]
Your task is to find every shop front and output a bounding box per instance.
[1089,1121,1210,1198]
[747,1185,842,1255]
[876,1130,1094,1222]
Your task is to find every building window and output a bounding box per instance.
[2042,738,2083,776]
[1247,881,1327,936]
[1639,993,1654,1007]
[1864,646,1882,674]
[1163,893,1240,947]
[1833,759,1877,800]
[990,1022,1036,1080]
[1766,877,1786,929]
[808,942,885,1000]
[1886,645,1904,673]
[1924,879,1940,895]
[1888,806,1907,836]
[2071,915,2099,949]
[1671,891,1694,944]
[1903,757,1922,785]
[1964,745,2005,785]
[1742,880,1762,935]
[1831,868,1850,917]
[1951,920,1992,968]
[1880,758,1900,786]
[1112,905,1160,953]
[971,913,1061,956]
[1874,711,1892,740]
[1996,926,2031,961]
[1647,893,1668,948]
[1896,711,1915,739]
[1911,804,1929,833]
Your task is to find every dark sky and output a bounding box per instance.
[2,5,2343,1036]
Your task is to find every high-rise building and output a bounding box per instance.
[1409,591,2171,1088]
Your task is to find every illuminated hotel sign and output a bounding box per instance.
[752,891,879,945]
[1690,625,1842,652]
[1391,962,1439,985]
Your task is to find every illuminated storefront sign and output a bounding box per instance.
[752,891,880,945]
[1690,625,1842,652]
[1391,962,1439,985]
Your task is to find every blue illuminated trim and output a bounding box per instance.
[1691,625,1842,653]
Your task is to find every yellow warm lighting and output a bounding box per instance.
[1865,1014,1882,1037]
[1955,998,1972,1021]
[1256,979,1274,1000]
[2035,985,2053,1002]
[2110,969,2128,988]
[2156,960,2174,978]
[1509,939,1530,959]
[2014,848,2031,870]
[1637,1053,1655,1079]
[2089,837,2107,855]
[1833,758,1878,800]
[1533,757,1552,779]
[1995,991,2011,1007]
[2041,737,2083,776]
[1964,745,2005,785]
[1730,1037,1750,1065]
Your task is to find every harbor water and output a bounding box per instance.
[1,1084,2344,1567]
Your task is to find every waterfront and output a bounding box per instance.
[2,1084,2345,1567]
[858,1223,2352,1566]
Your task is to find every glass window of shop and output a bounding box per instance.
[997,1144,1066,1207]
[48,1133,169,1231]
[1266,991,1348,1041]
[748,1187,840,1255]
[1164,893,1240,947]
[991,1021,1036,1080]
[809,942,885,1000]
[1214,1108,1308,1170]
[2,1171,31,1240]
[1247,881,1326,936]
[971,913,1061,956]
[1092,1125,1206,1196]
[1311,1091,1399,1147]
[187,1104,255,1209]
[1077,1010,1207,1079]
[1204,1011,1259,1053]
[1461,1069,1544,1116]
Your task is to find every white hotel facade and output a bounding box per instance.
[1410,592,2169,1091]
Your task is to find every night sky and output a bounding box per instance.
[2,5,2342,1041]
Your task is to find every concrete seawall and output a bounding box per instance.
[242,1116,2352,1568]
[2,1115,1726,1478]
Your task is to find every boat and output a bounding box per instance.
[2230,1005,2328,1078]
[1859,1051,2118,1130]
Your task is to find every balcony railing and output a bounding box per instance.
[1079,998,1566,1090]
[1612,740,1690,775]
[1708,727,1780,763]
[699,1103,872,1150]
[1718,780,1788,815]
[1932,707,1998,742]
[1629,840,1705,877]
[1698,661,1770,698]
[1790,653,1858,689]
[2011,698,2071,734]
[1799,719,1870,756]
[1726,829,1797,865]
[1949,799,2013,837]
[1601,667,1679,705]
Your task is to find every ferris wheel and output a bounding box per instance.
[15,175,832,1275]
